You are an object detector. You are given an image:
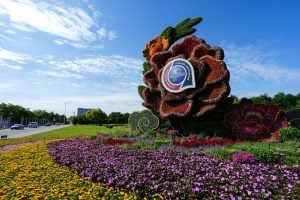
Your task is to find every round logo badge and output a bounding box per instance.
[161,58,196,93]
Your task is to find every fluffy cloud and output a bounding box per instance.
[42,55,142,79]
[97,27,117,40]
[223,43,300,82]
[0,47,31,64]
[0,0,116,43]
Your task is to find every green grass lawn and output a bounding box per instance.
[0,124,130,147]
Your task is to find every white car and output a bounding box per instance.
[10,124,25,130]
[28,122,38,128]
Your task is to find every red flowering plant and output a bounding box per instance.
[224,98,288,141]
[138,17,231,135]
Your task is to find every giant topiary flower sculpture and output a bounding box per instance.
[224,98,288,140]
[138,17,231,134]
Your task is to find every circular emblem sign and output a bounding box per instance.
[161,58,196,93]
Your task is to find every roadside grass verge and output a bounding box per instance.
[0,125,130,147]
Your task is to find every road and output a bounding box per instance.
[0,125,71,139]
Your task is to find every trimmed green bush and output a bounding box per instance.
[279,127,300,142]
[128,111,140,131]
[128,110,159,132]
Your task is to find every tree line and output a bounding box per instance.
[72,109,130,125]
[231,92,300,111]
[0,103,64,124]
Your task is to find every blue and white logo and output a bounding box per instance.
[161,58,196,93]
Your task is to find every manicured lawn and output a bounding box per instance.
[0,125,130,147]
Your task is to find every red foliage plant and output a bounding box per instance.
[172,137,249,148]
[224,98,288,140]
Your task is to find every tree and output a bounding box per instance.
[84,109,107,125]
[250,93,272,104]
[230,95,240,104]
[108,112,123,124]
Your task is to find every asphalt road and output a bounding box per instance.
[0,125,71,139]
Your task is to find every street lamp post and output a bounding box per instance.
[64,101,67,124]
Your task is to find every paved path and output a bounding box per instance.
[0,125,71,139]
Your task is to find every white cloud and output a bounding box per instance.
[0,0,96,42]
[223,43,300,82]
[0,34,14,41]
[45,55,142,78]
[0,47,31,64]
[53,39,103,49]
[36,70,84,79]
[108,31,117,40]
[53,39,64,46]
[5,29,16,35]
[0,22,6,27]
[0,62,23,70]
[97,27,117,40]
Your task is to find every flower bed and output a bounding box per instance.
[172,136,250,148]
[48,138,300,199]
[0,142,138,199]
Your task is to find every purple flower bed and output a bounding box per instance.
[231,152,257,164]
[47,138,300,199]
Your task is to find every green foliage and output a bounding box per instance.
[138,110,159,132]
[138,85,146,99]
[209,141,300,165]
[279,127,300,142]
[84,109,107,125]
[154,138,171,146]
[233,92,300,111]
[250,93,272,104]
[128,111,140,131]
[129,142,159,150]
[161,17,203,46]
[0,103,63,124]
[285,108,300,123]
[142,62,151,74]
[0,125,130,147]
[143,130,159,138]
[107,112,129,124]
[128,110,159,133]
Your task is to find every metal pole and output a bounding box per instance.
[64,102,67,124]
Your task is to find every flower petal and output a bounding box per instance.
[200,56,229,86]
[160,99,193,118]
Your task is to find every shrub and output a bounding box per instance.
[128,110,159,132]
[143,130,159,138]
[231,152,257,164]
[279,127,300,142]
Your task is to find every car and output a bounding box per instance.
[44,122,51,126]
[10,124,25,130]
[28,122,38,128]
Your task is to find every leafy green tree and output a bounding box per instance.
[250,93,272,104]
[84,109,107,125]
[273,92,297,110]
[230,95,240,104]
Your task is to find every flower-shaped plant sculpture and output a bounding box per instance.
[224,98,288,140]
[138,18,230,134]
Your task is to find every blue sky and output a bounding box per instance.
[0,0,299,116]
